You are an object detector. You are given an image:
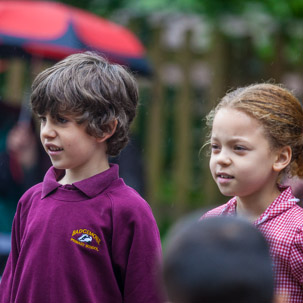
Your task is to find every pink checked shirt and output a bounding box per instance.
[203,187,303,302]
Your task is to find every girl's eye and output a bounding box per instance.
[234,145,247,151]
[211,144,220,152]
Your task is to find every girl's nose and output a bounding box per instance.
[216,150,232,166]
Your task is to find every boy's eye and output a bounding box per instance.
[56,116,69,124]
[38,116,46,123]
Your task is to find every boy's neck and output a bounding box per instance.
[58,161,110,185]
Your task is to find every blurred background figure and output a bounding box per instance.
[162,215,284,303]
[0,101,50,276]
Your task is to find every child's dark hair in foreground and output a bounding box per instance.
[162,216,275,303]
[0,52,162,303]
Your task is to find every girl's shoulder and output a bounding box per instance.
[289,203,303,225]
[202,197,237,219]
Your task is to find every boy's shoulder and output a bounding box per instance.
[106,181,155,220]
[108,182,149,208]
[15,182,44,218]
[20,182,43,203]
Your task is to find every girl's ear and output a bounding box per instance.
[273,293,289,303]
[96,119,118,143]
[273,145,292,173]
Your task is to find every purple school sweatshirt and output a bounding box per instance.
[0,164,162,303]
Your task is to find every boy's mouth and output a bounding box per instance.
[48,146,63,151]
[45,143,63,152]
[216,173,234,179]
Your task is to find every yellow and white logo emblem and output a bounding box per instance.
[71,228,101,252]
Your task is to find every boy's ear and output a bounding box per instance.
[96,120,118,143]
[273,145,292,173]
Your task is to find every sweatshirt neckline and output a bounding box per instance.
[41,164,119,200]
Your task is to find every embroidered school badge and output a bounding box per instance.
[70,228,101,252]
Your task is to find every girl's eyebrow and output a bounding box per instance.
[211,135,251,144]
[229,137,250,143]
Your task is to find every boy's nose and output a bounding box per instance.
[40,122,56,138]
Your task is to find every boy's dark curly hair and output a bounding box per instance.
[30,51,138,156]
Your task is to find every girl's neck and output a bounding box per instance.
[236,184,281,222]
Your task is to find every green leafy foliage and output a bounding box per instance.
[59,0,303,19]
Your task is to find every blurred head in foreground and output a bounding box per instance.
[162,216,276,303]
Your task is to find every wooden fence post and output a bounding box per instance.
[145,26,165,217]
[173,29,193,217]
[265,28,285,82]
[202,27,229,206]
[4,58,26,106]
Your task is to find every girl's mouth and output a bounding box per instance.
[217,174,234,179]
[216,173,234,184]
